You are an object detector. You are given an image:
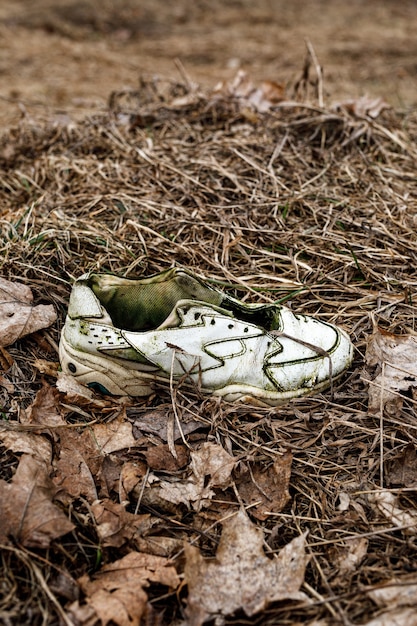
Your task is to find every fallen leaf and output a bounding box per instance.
[331,537,368,579]
[191,442,235,489]
[0,345,14,370]
[184,508,309,625]
[370,491,417,534]
[156,442,236,510]
[57,371,127,414]
[157,478,208,509]
[33,358,60,377]
[0,373,14,392]
[214,70,286,112]
[333,95,390,119]
[387,444,417,488]
[54,417,138,504]
[129,407,204,442]
[91,499,150,548]
[134,535,183,558]
[368,575,417,608]
[91,414,137,454]
[0,454,74,547]
[361,607,417,626]
[0,427,52,461]
[53,428,99,503]
[0,277,56,347]
[22,383,66,427]
[236,452,292,520]
[337,491,351,512]
[67,551,180,626]
[119,460,148,500]
[56,371,95,399]
[364,328,417,414]
[144,442,189,471]
[49,570,79,603]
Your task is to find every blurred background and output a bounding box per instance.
[1,0,416,125]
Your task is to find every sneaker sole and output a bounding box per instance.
[60,335,347,406]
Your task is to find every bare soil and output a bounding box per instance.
[1,0,417,126]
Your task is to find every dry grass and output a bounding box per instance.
[1,63,417,625]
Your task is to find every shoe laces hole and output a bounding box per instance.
[228,323,234,329]
[210,319,216,325]
[244,327,249,333]
[194,312,201,320]
[68,362,77,373]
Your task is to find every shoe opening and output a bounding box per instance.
[88,270,223,331]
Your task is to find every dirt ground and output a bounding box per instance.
[1,0,417,127]
[2,2,417,626]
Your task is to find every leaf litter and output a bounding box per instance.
[1,41,417,626]
[0,276,56,347]
[184,508,309,625]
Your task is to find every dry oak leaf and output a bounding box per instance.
[387,444,417,488]
[157,442,236,510]
[91,499,150,548]
[333,95,390,119]
[129,406,204,442]
[331,536,368,580]
[0,453,74,548]
[367,574,417,609]
[21,382,66,427]
[361,607,417,626]
[0,276,56,347]
[191,441,236,489]
[364,328,417,415]
[54,415,138,503]
[54,416,138,505]
[370,491,417,535]
[213,70,285,112]
[90,414,137,454]
[68,551,180,626]
[184,508,309,625]
[144,442,189,472]
[0,426,52,462]
[53,428,99,503]
[237,452,292,520]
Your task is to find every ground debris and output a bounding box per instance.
[364,328,417,415]
[1,34,417,624]
[66,551,180,626]
[0,453,74,548]
[0,277,56,347]
[184,508,309,625]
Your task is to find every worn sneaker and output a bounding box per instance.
[59,268,353,406]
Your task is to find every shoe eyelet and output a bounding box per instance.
[244,327,249,333]
[228,323,234,329]
[194,312,200,320]
[68,362,77,373]
[211,319,216,325]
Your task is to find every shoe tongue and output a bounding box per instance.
[157,299,234,330]
[156,299,189,330]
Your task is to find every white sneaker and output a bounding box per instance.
[59,268,353,406]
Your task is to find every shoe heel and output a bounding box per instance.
[59,335,154,396]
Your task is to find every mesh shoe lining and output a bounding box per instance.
[89,270,223,331]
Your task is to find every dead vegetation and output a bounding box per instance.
[1,55,417,626]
